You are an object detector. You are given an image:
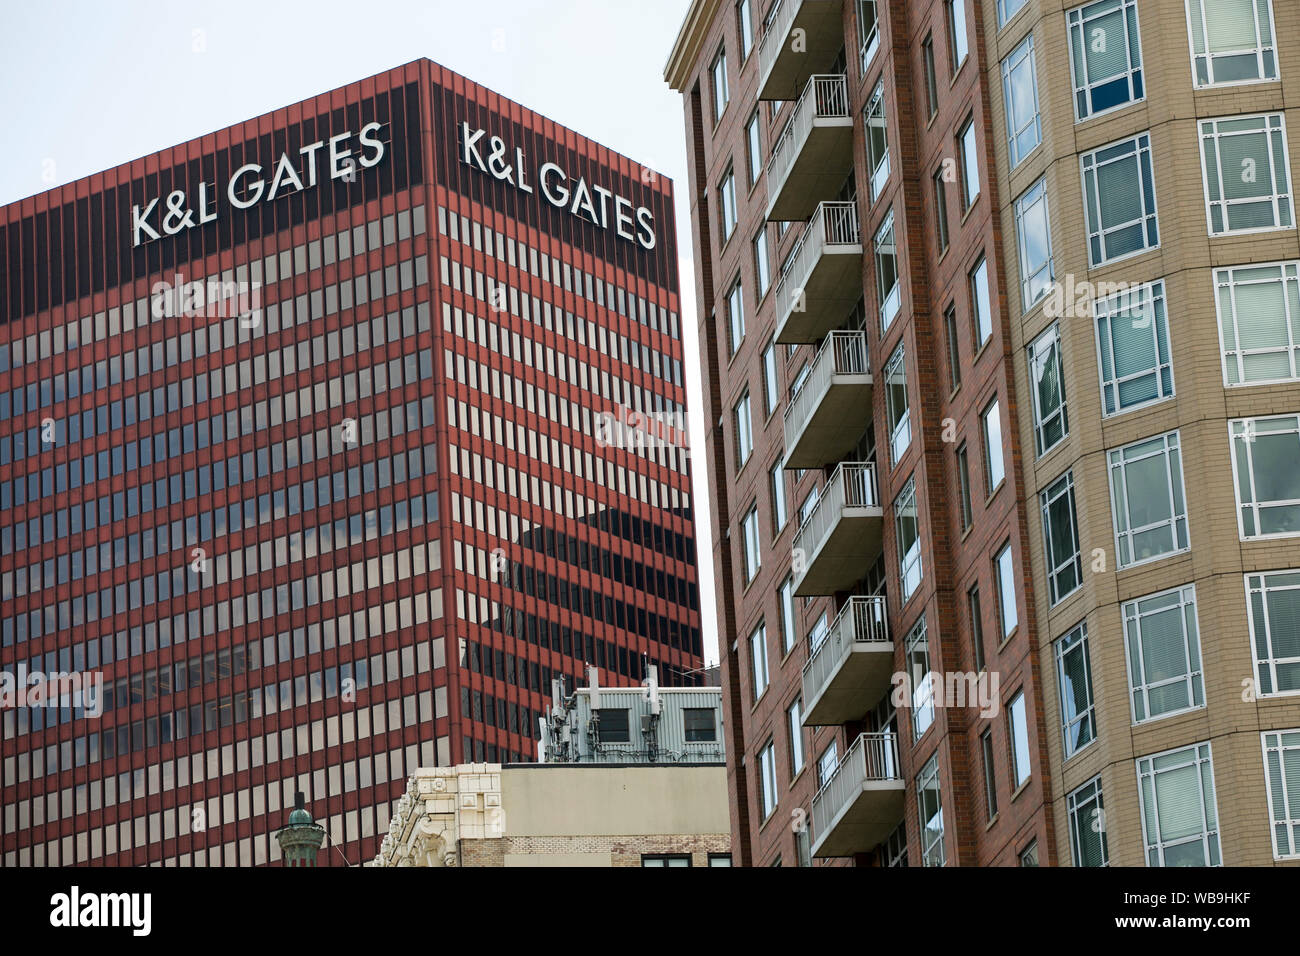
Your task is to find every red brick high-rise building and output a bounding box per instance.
[0,59,703,866]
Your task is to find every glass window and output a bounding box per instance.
[917,753,945,866]
[684,708,717,742]
[816,741,838,788]
[770,459,788,532]
[787,698,805,775]
[981,729,998,819]
[946,0,968,74]
[758,740,778,819]
[1007,690,1031,788]
[994,542,1018,638]
[1015,178,1053,311]
[719,169,739,242]
[745,109,763,186]
[933,169,950,254]
[1094,280,1173,415]
[1199,113,1293,235]
[866,81,890,202]
[999,0,1030,27]
[1123,584,1204,722]
[754,227,771,298]
[750,621,769,701]
[1136,742,1220,867]
[737,0,754,60]
[1187,0,1277,88]
[1041,471,1083,605]
[742,504,761,583]
[778,575,796,655]
[1055,621,1095,758]
[858,0,880,72]
[1215,260,1300,387]
[944,303,961,389]
[734,391,753,466]
[982,398,1005,492]
[1028,324,1068,456]
[727,279,746,355]
[896,477,922,603]
[922,35,938,120]
[959,119,980,210]
[957,444,973,532]
[907,615,933,740]
[1002,34,1041,168]
[597,708,631,742]
[1081,132,1158,265]
[1108,431,1188,568]
[1067,0,1144,120]
[762,339,779,416]
[970,255,992,347]
[1068,776,1110,866]
[885,344,911,464]
[875,211,901,332]
[1231,415,1300,539]
[1262,729,1300,859]
[1246,570,1300,697]
[642,854,692,867]
[711,45,730,122]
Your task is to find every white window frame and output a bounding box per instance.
[1080,132,1159,266]
[770,458,788,532]
[982,397,1005,492]
[758,739,778,819]
[875,211,900,332]
[737,0,755,62]
[1185,0,1278,89]
[761,339,779,416]
[745,109,763,187]
[754,227,772,299]
[741,503,761,583]
[884,344,911,465]
[1108,430,1189,569]
[1215,260,1300,387]
[1136,741,1221,867]
[865,80,890,202]
[1007,690,1031,788]
[734,390,753,466]
[994,541,1018,638]
[1015,178,1053,312]
[1262,729,1300,859]
[711,45,730,123]
[1055,621,1096,758]
[895,476,922,604]
[998,0,1030,29]
[750,621,770,701]
[970,255,992,347]
[1199,112,1293,236]
[778,575,797,655]
[917,753,946,866]
[787,698,805,776]
[1001,35,1041,169]
[906,615,933,741]
[946,0,968,74]
[959,118,980,210]
[726,277,745,355]
[1093,280,1174,417]
[857,0,880,72]
[1067,776,1109,866]
[1123,584,1204,724]
[1040,471,1082,605]
[1028,323,1068,456]
[1066,0,1145,121]
[1246,570,1300,698]
[1230,414,1300,540]
[719,168,739,242]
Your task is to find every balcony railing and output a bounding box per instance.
[766,74,849,218]
[812,731,904,857]
[782,329,870,466]
[774,200,859,339]
[792,461,884,596]
[794,460,876,553]
[802,595,891,723]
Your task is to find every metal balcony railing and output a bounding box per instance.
[766,74,849,201]
[783,328,867,450]
[775,200,859,323]
[802,595,890,701]
[792,461,878,568]
[757,0,794,89]
[812,731,902,841]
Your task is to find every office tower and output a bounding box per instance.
[0,59,702,866]
[667,0,1300,867]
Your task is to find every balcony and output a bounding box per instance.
[773,202,863,345]
[791,462,884,597]
[783,330,871,468]
[758,0,847,102]
[802,596,892,726]
[812,732,905,858]
[765,75,853,222]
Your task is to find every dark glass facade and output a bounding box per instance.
[0,59,701,866]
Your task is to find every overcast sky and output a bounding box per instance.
[0,0,720,665]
